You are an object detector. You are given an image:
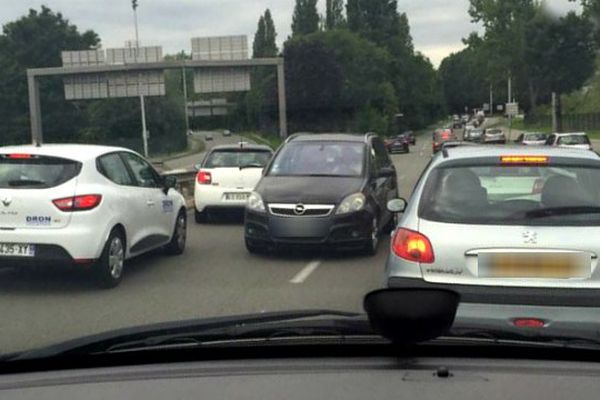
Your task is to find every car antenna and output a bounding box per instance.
[442,147,449,158]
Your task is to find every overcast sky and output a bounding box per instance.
[0,1,581,67]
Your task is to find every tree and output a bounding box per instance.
[0,6,99,145]
[291,0,320,36]
[253,10,278,58]
[252,16,266,58]
[326,0,345,30]
[346,0,406,49]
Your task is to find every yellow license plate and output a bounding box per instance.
[480,253,590,279]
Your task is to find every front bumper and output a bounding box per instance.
[244,208,374,249]
[387,277,600,307]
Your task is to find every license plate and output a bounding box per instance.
[0,243,36,257]
[479,252,590,279]
[225,193,250,201]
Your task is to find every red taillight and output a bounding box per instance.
[513,318,546,329]
[441,133,450,140]
[197,170,212,185]
[53,194,102,212]
[7,153,32,159]
[501,155,549,164]
[392,228,435,264]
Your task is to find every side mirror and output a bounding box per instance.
[163,175,177,194]
[364,289,460,343]
[193,163,201,172]
[378,166,396,178]
[387,198,407,213]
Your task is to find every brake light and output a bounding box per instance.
[53,194,102,212]
[513,318,545,328]
[7,153,32,159]
[441,133,450,140]
[392,228,435,264]
[197,170,212,185]
[501,155,549,164]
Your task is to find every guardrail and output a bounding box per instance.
[162,168,196,207]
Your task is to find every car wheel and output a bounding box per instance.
[195,208,208,224]
[246,238,267,255]
[364,216,380,256]
[95,229,126,289]
[165,211,187,255]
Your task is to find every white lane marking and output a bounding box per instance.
[290,260,321,284]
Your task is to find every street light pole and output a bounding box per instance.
[132,0,149,157]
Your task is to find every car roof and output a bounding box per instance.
[0,144,134,162]
[209,143,273,152]
[554,132,588,136]
[289,133,369,142]
[436,144,600,163]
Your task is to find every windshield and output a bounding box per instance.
[3,0,600,364]
[204,149,272,168]
[268,141,365,177]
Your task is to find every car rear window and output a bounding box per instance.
[486,129,503,135]
[524,133,547,141]
[419,161,600,226]
[204,149,272,168]
[558,135,590,145]
[0,154,81,189]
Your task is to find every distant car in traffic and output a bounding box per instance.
[385,144,600,305]
[546,132,592,150]
[205,133,214,141]
[432,128,458,153]
[194,143,273,223]
[244,133,398,255]
[385,134,410,154]
[403,130,416,145]
[0,144,187,288]
[482,128,506,144]
[515,132,548,146]
[223,130,232,137]
[464,128,483,143]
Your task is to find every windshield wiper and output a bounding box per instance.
[7,179,46,187]
[5,310,364,361]
[239,163,264,170]
[525,206,600,219]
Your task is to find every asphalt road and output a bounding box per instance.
[0,134,434,353]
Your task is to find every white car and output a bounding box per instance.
[0,144,187,288]
[546,132,593,150]
[194,143,273,222]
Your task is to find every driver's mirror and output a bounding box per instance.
[387,198,407,213]
[163,175,177,193]
[193,163,201,172]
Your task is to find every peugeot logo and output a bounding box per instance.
[294,204,306,215]
[522,230,538,245]
[1,197,11,207]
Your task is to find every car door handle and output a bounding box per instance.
[146,200,156,207]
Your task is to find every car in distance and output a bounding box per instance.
[515,132,548,146]
[464,128,484,143]
[194,143,273,223]
[546,132,592,150]
[403,130,416,145]
[0,144,187,288]
[432,128,458,154]
[385,145,600,305]
[205,133,214,141]
[223,130,232,137]
[385,134,410,154]
[482,128,506,144]
[244,133,398,255]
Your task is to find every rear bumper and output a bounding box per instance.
[195,185,252,212]
[0,245,88,267]
[387,277,600,307]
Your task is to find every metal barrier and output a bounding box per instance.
[162,168,196,207]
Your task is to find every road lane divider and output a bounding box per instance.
[290,261,321,284]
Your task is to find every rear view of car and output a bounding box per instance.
[517,132,548,146]
[432,129,457,153]
[547,132,593,151]
[386,146,600,306]
[464,128,483,143]
[386,135,410,154]
[482,128,506,144]
[194,144,273,222]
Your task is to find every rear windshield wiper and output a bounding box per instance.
[525,206,600,218]
[239,163,265,170]
[7,179,46,187]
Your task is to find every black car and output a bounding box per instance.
[385,135,410,153]
[244,133,398,255]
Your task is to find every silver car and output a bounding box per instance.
[385,145,600,306]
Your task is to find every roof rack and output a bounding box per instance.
[441,141,479,158]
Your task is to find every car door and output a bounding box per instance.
[121,152,173,253]
[371,137,397,228]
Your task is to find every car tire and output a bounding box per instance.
[364,216,380,256]
[165,211,187,256]
[94,229,126,289]
[245,238,267,255]
[195,208,208,224]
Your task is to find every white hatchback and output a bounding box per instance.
[0,144,187,288]
[194,143,273,222]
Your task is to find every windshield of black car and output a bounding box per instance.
[419,162,600,225]
[204,149,272,168]
[268,141,365,177]
[558,135,590,145]
[0,155,81,189]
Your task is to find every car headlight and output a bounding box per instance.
[336,193,366,215]
[247,192,266,212]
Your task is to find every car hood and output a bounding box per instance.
[257,176,364,204]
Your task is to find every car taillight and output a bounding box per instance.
[53,195,102,212]
[501,155,549,164]
[513,318,546,328]
[197,170,212,185]
[392,228,435,264]
[6,153,33,159]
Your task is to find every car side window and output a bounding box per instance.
[516,134,523,143]
[121,153,162,188]
[97,153,134,186]
[546,134,555,146]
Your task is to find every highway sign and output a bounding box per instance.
[483,103,490,111]
[506,102,519,117]
[194,67,250,93]
[191,36,248,61]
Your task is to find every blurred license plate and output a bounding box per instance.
[0,243,35,257]
[225,193,250,201]
[480,252,590,278]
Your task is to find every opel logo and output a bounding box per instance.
[522,230,537,245]
[1,197,11,207]
[294,204,306,215]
